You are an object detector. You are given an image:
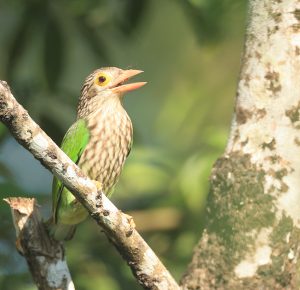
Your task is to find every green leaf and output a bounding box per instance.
[177,153,216,212]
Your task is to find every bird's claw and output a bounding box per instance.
[92,180,103,208]
[92,180,103,193]
[124,213,136,229]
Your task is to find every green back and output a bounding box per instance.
[52,118,90,222]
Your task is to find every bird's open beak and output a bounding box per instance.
[110,69,147,94]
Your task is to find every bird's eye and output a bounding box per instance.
[99,76,106,83]
[95,73,110,86]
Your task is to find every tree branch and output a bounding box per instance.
[0,80,180,290]
[4,197,74,290]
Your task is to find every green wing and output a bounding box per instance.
[52,118,90,222]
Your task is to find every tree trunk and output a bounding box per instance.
[181,0,300,289]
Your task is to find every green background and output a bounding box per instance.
[0,0,246,289]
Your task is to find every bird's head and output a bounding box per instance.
[77,67,146,118]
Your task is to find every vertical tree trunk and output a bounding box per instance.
[181,0,300,288]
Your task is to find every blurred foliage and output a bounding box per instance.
[0,0,247,289]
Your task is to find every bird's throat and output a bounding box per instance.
[77,92,122,119]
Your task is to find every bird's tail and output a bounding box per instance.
[45,218,76,241]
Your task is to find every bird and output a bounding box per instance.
[47,67,146,241]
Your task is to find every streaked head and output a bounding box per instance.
[81,67,146,97]
[77,67,146,118]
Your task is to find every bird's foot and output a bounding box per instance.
[92,180,103,208]
[124,213,136,229]
[92,180,103,193]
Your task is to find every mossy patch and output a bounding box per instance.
[291,23,300,33]
[253,215,300,288]
[285,101,300,127]
[236,106,252,124]
[234,107,266,126]
[209,152,273,231]
[294,137,300,146]
[256,108,266,120]
[181,152,300,289]
[185,152,276,288]
[262,138,276,150]
[294,9,300,22]
[267,154,282,164]
[271,12,282,23]
[265,70,281,94]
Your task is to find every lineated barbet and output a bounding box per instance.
[47,67,146,241]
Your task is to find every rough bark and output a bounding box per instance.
[181,0,300,289]
[0,80,180,290]
[4,198,74,290]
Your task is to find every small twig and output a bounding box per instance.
[0,80,180,290]
[4,197,74,290]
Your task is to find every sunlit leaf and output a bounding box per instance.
[117,147,177,197]
[177,153,216,212]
